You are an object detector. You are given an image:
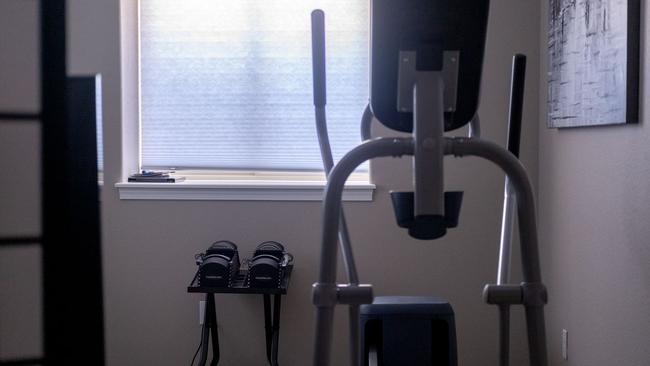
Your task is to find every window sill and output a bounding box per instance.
[115,180,375,201]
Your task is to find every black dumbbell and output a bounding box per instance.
[196,240,240,287]
[248,241,292,288]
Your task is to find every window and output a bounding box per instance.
[96,76,104,173]
[138,0,369,172]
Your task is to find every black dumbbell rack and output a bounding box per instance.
[188,265,293,366]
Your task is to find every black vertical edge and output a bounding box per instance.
[311,9,327,108]
[0,236,41,246]
[41,0,105,362]
[0,113,41,121]
[506,54,526,159]
[626,0,640,124]
[64,76,106,365]
[40,1,69,363]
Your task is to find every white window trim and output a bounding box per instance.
[115,180,374,201]
[117,0,375,202]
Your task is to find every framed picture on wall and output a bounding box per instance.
[547,0,640,128]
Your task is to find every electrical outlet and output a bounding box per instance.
[199,300,206,325]
[562,329,568,361]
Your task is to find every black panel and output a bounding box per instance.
[41,74,106,365]
[370,0,490,132]
[0,2,106,364]
[52,76,105,365]
[626,0,640,124]
[0,113,40,121]
[0,236,41,246]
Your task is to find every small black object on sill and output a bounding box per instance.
[128,170,185,183]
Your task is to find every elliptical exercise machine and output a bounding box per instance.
[309,1,548,366]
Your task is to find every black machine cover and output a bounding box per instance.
[370,0,491,132]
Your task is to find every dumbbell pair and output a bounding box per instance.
[196,240,293,289]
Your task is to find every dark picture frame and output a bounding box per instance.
[548,0,640,128]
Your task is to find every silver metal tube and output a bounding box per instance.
[497,177,516,366]
[315,107,335,172]
[314,306,335,366]
[360,104,373,141]
[314,137,415,366]
[447,137,547,366]
[315,106,361,366]
[469,113,482,138]
[312,134,546,366]
[414,72,445,217]
[349,305,360,366]
[499,305,511,366]
[315,107,359,285]
[525,303,548,366]
[447,137,540,282]
[368,345,378,366]
[497,178,516,285]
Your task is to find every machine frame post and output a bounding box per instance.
[312,138,415,366]
[313,136,548,366]
[413,72,445,218]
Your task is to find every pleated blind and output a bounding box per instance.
[139,0,369,171]
[96,76,103,171]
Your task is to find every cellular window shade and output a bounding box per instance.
[139,0,369,171]
[96,77,103,171]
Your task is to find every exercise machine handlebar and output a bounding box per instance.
[497,54,527,366]
[312,136,547,366]
[311,10,327,109]
[507,54,526,159]
[309,8,546,366]
[310,9,359,285]
[311,10,363,366]
[496,54,528,366]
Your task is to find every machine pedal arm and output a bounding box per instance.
[483,283,547,307]
[312,283,374,307]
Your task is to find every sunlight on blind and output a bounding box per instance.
[96,76,103,171]
[140,0,369,171]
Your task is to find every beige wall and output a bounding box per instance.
[0,0,42,360]
[538,1,650,365]
[0,1,541,365]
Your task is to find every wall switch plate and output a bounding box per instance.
[199,300,206,325]
[562,329,568,360]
